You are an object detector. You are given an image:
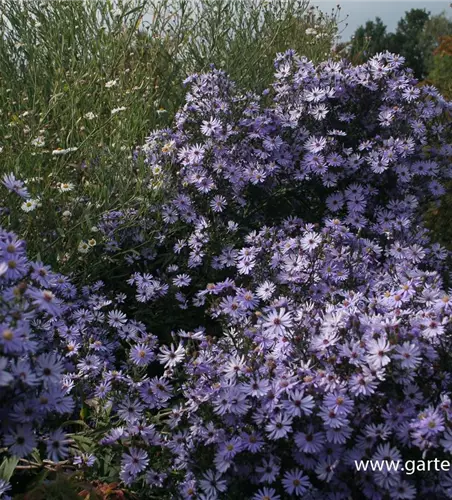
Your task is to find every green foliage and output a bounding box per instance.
[418,12,452,74]
[386,8,431,78]
[425,187,452,251]
[16,477,82,500]
[348,17,388,64]
[347,8,452,79]
[0,0,339,279]
[427,35,452,98]
[424,35,452,251]
[12,473,108,500]
[0,457,19,482]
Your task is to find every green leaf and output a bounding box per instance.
[70,434,94,453]
[80,403,90,420]
[122,4,145,19]
[60,420,90,429]
[31,448,43,465]
[0,456,19,481]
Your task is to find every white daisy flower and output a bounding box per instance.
[21,199,39,212]
[78,241,90,253]
[58,182,74,192]
[105,79,118,88]
[111,106,127,115]
[31,135,45,147]
[52,147,78,156]
[84,112,97,120]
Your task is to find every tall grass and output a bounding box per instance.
[0,0,339,278]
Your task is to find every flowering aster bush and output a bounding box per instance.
[1,220,451,498]
[76,51,452,498]
[0,227,79,497]
[96,51,452,337]
[98,51,452,280]
[1,50,452,499]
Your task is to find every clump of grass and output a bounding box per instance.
[0,0,339,278]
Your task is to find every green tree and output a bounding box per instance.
[348,17,389,64]
[427,34,452,97]
[386,8,430,78]
[347,8,452,79]
[419,12,452,74]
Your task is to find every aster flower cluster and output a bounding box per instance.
[0,227,157,490]
[0,227,79,487]
[99,51,452,289]
[80,51,452,498]
[137,49,452,233]
[1,50,452,498]
[73,216,452,499]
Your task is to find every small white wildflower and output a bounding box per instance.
[88,238,97,247]
[21,199,39,212]
[58,182,74,192]
[62,210,72,218]
[84,112,97,120]
[156,107,167,115]
[111,106,127,115]
[105,79,118,88]
[31,136,45,147]
[305,28,317,35]
[52,147,78,156]
[78,241,90,253]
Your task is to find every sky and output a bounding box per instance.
[312,1,452,40]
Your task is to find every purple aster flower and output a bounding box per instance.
[266,413,293,440]
[4,424,37,457]
[121,447,149,476]
[172,274,192,287]
[27,288,62,316]
[117,397,143,423]
[262,308,293,337]
[304,135,327,153]
[73,453,96,467]
[241,431,265,453]
[46,429,70,462]
[107,309,127,327]
[157,343,185,368]
[282,468,311,496]
[294,427,325,453]
[199,469,227,496]
[2,173,30,198]
[130,344,155,366]
[256,457,280,483]
[36,353,64,385]
[283,389,315,417]
[0,357,13,386]
[0,479,12,497]
[252,487,280,500]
